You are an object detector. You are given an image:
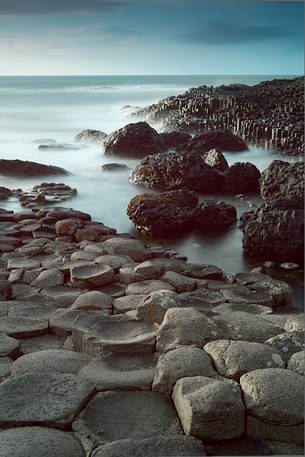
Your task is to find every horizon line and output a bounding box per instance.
[0,73,303,77]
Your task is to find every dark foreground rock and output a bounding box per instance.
[0,160,68,177]
[222,162,261,194]
[260,160,304,202]
[159,131,191,149]
[192,200,237,231]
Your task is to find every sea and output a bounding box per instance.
[0,75,303,307]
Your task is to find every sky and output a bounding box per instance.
[0,0,303,75]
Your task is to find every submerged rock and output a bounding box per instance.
[102,163,129,172]
[0,159,68,177]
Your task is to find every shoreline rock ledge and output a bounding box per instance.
[0,203,303,456]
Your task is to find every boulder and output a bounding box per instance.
[32,269,64,288]
[222,162,261,194]
[287,351,304,376]
[172,376,245,441]
[91,436,206,457]
[191,199,237,231]
[0,159,68,176]
[153,347,216,394]
[201,148,229,172]
[0,427,86,457]
[104,122,164,157]
[260,160,304,202]
[75,129,107,145]
[161,271,196,292]
[136,290,182,324]
[72,391,182,445]
[265,330,304,362]
[113,294,145,314]
[204,340,285,381]
[0,372,94,429]
[240,368,304,445]
[129,150,224,193]
[177,131,248,153]
[159,131,191,149]
[0,333,20,358]
[55,218,83,236]
[71,291,112,311]
[242,199,304,264]
[156,307,220,352]
[127,190,198,237]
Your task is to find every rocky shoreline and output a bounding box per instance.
[0,199,304,456]
[135,77,304,156]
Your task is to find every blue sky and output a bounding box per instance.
[0,0,303,75]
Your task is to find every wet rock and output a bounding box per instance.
[0,427,86,457]
[156,307,220,352]
[153,347,216,394]
[102,163,128,171]
[191,200,237,231]
[213,311,284,343]
[72,391,182,445]
[104,122,164,157]
[260,160,304,202]
[222,162,261,194]
[0,159,68,176]
[287,351,304,376]
[80,352,157,390]
[0,187,12,201]
[11,349,90,375]
[173,376,245,441]
[75,129,107,145]
[136,290,182,324]
[177,131,248,153]
[202,148,229,172]
[71,291,112,312]
[127,190,198,237]
[240,368,304,445]
[242,199,304,264]
[91,436,206,457]
[0,372,94,429]
[129,150,224,193]
[204,340,285,381]
[70,263,115,288]
[265,330,304,362]
[159,131,191,149]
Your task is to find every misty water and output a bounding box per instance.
[0,75,303,307]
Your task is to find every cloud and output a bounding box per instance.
[181,22,294,45]
[0,0,134,15]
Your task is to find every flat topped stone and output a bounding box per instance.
[0,333,20,358]
[0,427,85,457]
[153,347,217,394]
[71,291,112,311]
[240,368,304,445]
[40,285,82,306]
[92,436,207,457]
[11,349,91,376]
[156,307,220,353]
[19,334,66,354]
[7,257,41,271]
[70,263,115,288]
[95,255,132,270]
[49,308,103,337]
[213,302,273,316]
[0,316,48,338]
[32,269,64,288]
[136,290,182,324]
[173,376,245,441]
[78,317,157,355]
[113,294,146,314]
[213,311,284,343]
[126,280,175,296]
[102,237,148,261]
[80,352,157,391]
[72,391,182,446]
[0,373,94,429]
[204,340,285,381]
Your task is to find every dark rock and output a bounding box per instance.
[242,199,304,264]
[202,149,229,172]
[0,187,13,201]
[75,129,108,145]
[159,131,191,149]
[222,162,261,194]
[177,131,248,153]
[102,163,129,172]
[0,160,68,177]
[260,160,304,202]
[0,279,12,301]
[192,200,237,231]
[104,122,164,157]
[130,150,224,193]
[127,190,198,236]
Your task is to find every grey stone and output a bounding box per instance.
[173,376,245,441]
[213,302,273,316]
[265,330,304,361]
[0,427,85,457]
[11,349,91,375]
[0,333,20,358]
[153,347,216,394]
[7,257,41,271]
[0,316,48,338]
[96,255,133,270]
[49,308,102,337]
[70,263,115,288]
[161,271,196,292]
[102,237,148,261]
[80,352,157,390]
[204,340,285,381]
[113,294,146,314]
[71,291,112,312]
[126,280,175,295]
[156,308,220,353]
[240,368,304,445]
[288,351,304,376]
[136,290,182,324]
[91,436,206,457]
[213,311,284,343]
[19,334,66,354]
[40,285,82,306]
[0,373,94,428]
[0,357,12,381]
[32,268,64,288]
[134,260,163,279]
[72,391,182,446]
